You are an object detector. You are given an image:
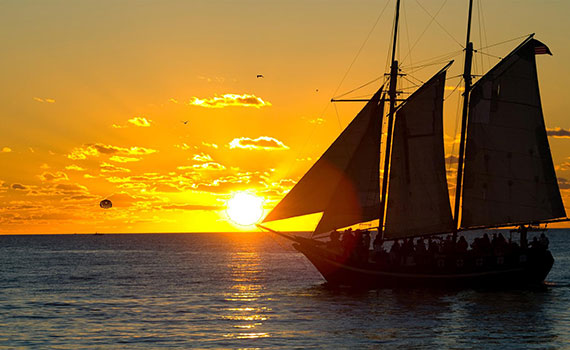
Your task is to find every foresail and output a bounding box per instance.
[383,63,454,239]
[461,38,566,229]
[263,87,384,233]
[314,97,385,234]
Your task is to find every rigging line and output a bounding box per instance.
[400,50,462,69]
[401,0,458,64]
[414,0,463,48]
[333,76,384,99]
[476,0,484,75]
[444,78,463,101]
[478,0,491,70]
[332,0,391,98]
[402,74,423,86]
[475,50,502,60]
[476,34,532,51]
[403,1,413,94]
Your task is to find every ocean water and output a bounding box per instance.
[1,230,569,349]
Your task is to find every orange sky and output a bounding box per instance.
[1,0,569,234]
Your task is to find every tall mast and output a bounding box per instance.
[379,0,400,238]
[452,0,474,239]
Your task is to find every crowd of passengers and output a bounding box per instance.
[324,227,550,265]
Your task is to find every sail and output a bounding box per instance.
[383,63,454,239]
[461,38,566,228]
[263,87,384,234]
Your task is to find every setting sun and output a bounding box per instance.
[226,192,264,226]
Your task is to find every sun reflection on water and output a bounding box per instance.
[223,251,270,340]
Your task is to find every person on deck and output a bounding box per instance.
[327,230,342,254]
[539,233,550,249]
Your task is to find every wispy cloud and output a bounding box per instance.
[192,153,213,162]
[187,93,271,108]
[33,97,56,103]
[1,147,12,153]
[100,162,131,173]
[559,178,570,190]
[547,127,570,138]
[11,183,28,191]
[128,117,152,127]
[109,156,141,163]
[39,171,69,182]
[67,143,157,160]
[178,162,226,171]
[65,165,86,171]
[202,142,219,149]
[229,136,289,150]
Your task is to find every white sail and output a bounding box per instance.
[461,38,566,228]
[383,64,455,239]
[263,87,384,233]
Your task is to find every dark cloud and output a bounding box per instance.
[547,128,570,138]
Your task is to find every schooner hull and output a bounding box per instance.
[293,243,554,288]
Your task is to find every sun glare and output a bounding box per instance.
[226,192,264,226]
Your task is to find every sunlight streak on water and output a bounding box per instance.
[0,231,569,348]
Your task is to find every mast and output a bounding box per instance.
[452,0,474,240]
[379,0,400,238]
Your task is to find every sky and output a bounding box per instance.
[1,0,570,234]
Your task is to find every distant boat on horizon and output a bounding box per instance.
[259,0,568,288]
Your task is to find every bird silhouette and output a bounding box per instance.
[256,74,264,78]
[181,120,189,125]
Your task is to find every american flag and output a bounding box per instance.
[534,43,552,55]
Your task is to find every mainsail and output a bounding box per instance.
[383,63,455,239]
[262,87,384,234]
[461,38,566,228]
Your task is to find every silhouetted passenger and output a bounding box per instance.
[457,236,468,253]
[327,230,342,254]
[539,233,549,249]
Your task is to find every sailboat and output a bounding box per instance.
[259,0,568,288]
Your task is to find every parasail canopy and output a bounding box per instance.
[99,199,112,209]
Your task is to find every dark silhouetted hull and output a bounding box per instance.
[293,243,554,288]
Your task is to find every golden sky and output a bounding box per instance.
[1,0,570,233]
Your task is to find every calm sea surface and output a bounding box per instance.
[1,230,569,349]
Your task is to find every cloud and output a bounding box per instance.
[445,155,459,164]
[128,117,152,127]
[33,97,56,103]
[100,162,131,173]
[67,143,157,160]
[309,117,324,125]
[202,142,219,149]
[11,183,28,191]
[197,75,225,83]
[187,93,271,108]
[39,171,69,182]
[174,143,194,151]
[445,85,464,92]
[109,156,141,163]
[1,147,12,153]
[65,164,85,171]
[229,136,289,150]
[558,178,570,190]
[192,153,213,162]
[547,127,570,138]
[556,160,570,171]
[178,162,226,171]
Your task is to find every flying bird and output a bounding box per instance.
[181,120,189,125]
[256,74,264,78]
